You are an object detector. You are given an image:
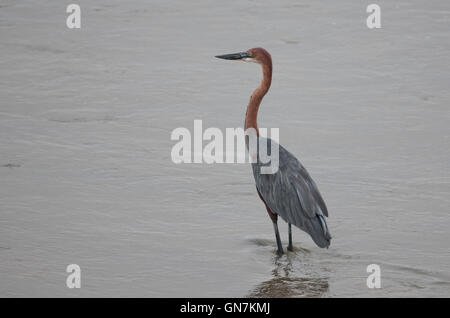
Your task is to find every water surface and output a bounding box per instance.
[1,0,449,297]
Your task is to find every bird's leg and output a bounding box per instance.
[257,189,283,256]
[272,221,284,256]
[287,223,294,252]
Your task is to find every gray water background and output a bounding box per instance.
[1,0,449,297]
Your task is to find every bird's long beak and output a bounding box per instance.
[215,52,250,60]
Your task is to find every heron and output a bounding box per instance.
[216,48,331,256]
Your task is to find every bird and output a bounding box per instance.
[215,48,331,256]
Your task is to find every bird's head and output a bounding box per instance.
[215,47,272,66]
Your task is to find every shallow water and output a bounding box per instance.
[1,0,450,297]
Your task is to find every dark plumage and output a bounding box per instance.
[252,137,331,248]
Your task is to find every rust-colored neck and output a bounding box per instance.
[245,62,272,135]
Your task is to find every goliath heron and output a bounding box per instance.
[216,48,331,255]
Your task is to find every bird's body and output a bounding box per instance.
[252,137,331,248]
[216,48,331,255]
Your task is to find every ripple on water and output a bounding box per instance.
[245,237,329,297]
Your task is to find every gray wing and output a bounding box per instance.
[252,137,331,248]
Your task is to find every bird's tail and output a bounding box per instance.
[309,214,332,248]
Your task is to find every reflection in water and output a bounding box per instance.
[248,250,329,298]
